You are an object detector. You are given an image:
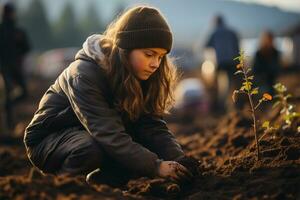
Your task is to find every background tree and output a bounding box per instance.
[78,3,105,39]
[52,2,82,48]
[19,0,53,51]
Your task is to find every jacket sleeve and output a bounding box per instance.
[60,72,160,177]
[134,114,185,161]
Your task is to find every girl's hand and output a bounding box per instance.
[157,161,193,183]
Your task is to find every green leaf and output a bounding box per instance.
[273,94,280,99]
[251,88,259,95]
[262,121,270,129]
[273,83,287,93]
[233,56,240,61]
[292,112,300,118]
[245,84,252,91]
[253,87,259,91]
[273,83,281,90]
[272,101,281,109]
[234,70,243,75]
[243,81,253,86]
[251,90,258,95]
[285,94,292,99]
[284,114,292,121]
[285,119,292,125]
[288,105,294,111]
[240,86,246,91]
[248,75,254,80]
[242,81,252,91]
[246,68,251,74]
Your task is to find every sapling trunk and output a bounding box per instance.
[241,63,260,160]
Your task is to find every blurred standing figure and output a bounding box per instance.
[206,15,240,113]
[0,3,30,129]
[290,27,300,71]
[253,31,281,95]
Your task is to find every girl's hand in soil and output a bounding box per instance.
[157,161,193,183]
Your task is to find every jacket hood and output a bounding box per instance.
[75,34,105,64]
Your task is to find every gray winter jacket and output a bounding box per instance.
[24,35,184,178]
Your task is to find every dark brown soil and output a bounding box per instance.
[1,73,300,200]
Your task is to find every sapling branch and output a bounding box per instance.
[232,51,272,161]
[273,83,300,130]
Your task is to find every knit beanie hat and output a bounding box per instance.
[116,6,173,53]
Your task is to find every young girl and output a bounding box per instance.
[24,5,194,187]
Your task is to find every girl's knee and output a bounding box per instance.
[59,135,105,175]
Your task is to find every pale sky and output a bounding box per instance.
[233,0,300,13]
[2,0,300,13]
[1,0,300,23]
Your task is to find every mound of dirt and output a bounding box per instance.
[1,73,300,199]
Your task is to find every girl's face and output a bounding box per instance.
[129,48,167,80]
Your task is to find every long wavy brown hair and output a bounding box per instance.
[99,6,179,121]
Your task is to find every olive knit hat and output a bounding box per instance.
[116,6,173,53]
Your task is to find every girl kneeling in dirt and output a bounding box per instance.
[24,5,197,187]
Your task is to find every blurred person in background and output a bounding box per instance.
[291,27,300,71]
[24,6,198,188]
[0,3,31,129]
[253,30,281,95]
[205,15,240,113]
[173,77,209,122]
